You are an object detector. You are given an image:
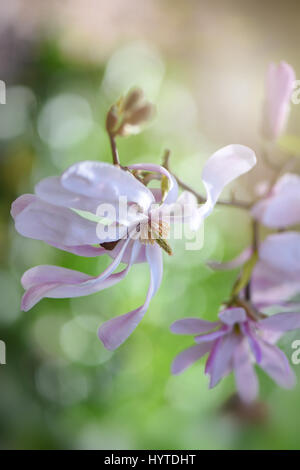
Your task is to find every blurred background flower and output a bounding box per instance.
[1,0,300,450]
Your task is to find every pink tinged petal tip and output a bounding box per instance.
[98,243,163,350]
[171,342,213,375]
[197,145,256,224]
[263,62,296,141]
[170,318,220,335]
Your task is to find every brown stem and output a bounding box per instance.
[162,150,251,210]
[108,132,121,166]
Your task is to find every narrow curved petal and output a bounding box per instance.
[199,145,256,219]
[262,62,296,141]
[259,232,300,275]
[258,312,300,332]
[98,243,163,350]
[240,322,262,363]
[252,174,300,228]
[48,243,107,257]
[195,326,230,343]
[128,163,178,204]
[234,339,259,403]
[208,333,241,388]
[218,307,247,326]
[171,342,213,375]
[61,161,154,211]
[207,246,252,271]
[256,338,296,389]
[107,238,147,265]
[21,237,132,311]
[170,318,220,335]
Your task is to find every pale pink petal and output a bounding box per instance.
[171,342,213,375]
[35,176,101,213]
[21,238,132,311]
[98,243,163,350]
[170,318,220,335]
[11,194,36,218]
[208,332,241,388]
[234,339,258,403]
[218,307,247,326]
[195,327,230,343]
[48,243,106,257]
[252,174,300,228]
[252,261,300,307]
[256,338,296,389]
[61,161,154,211]
[197,145,256,222]
[262,62,296,140]
[258,312,300,332]
[128,163,178,204]
[259,232,300,275]
[240,322,262,363]
[14,196,123,246]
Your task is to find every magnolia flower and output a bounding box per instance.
[171,307,300,402]
[252,173,300,228]
[208,231,300,308]
[11,145,256,350]
[262,61,295,141]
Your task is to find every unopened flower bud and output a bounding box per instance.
[126,103,155,126]
[123,88,144,113]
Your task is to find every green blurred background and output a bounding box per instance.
[1,0,300,450]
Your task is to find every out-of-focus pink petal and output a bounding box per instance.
[170,318,220,335]
[171,342,213,375]
[197,145,256,222]
[128,163,178,205]
[256,337,296,389]
[207,247,252,271]
[61,161,154,211]
[208,332,241,388]
[258,312,300,332]
[259,232,300,275]
[252,174,300,228]
[21,238,132,311]
[234,339,258,403]
[98,243,163,350]
[262,62,296,141]
[218,307,247,326]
